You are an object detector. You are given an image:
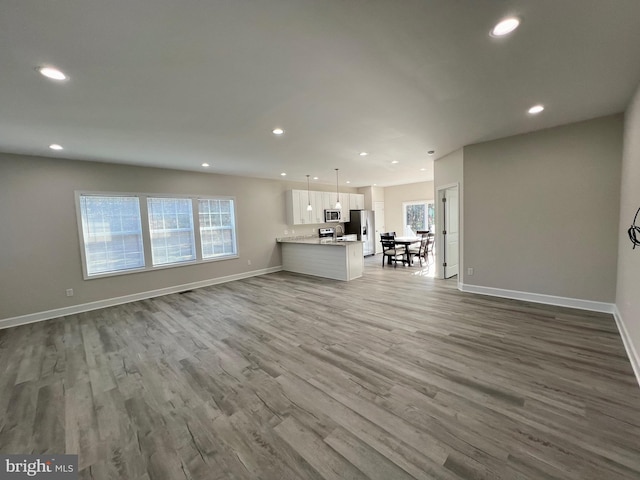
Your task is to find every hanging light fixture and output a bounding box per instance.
[306,175,313,211]
[334,168,342,209]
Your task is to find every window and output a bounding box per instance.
[403,200,435,236]
[79,195,145,276]
[76,192,238,278]
[199,199,237,258]
[148,197,196,266]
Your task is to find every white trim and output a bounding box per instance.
[0,266,283,331]
[613,305,640,388]
[436,183,460,280]
[435,182,460,190]
[459,283,615,313]
[401,199,435,237]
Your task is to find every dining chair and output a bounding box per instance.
[409,233,429,266]
[380,234,404,267]
[426,233,435,259]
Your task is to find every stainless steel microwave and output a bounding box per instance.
[324,209,341,222]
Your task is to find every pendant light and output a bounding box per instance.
[335,168,342,209]
[306,175,313,211]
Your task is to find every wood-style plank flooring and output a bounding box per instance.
[1,256,640,479]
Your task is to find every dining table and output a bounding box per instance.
[392,236,421,266]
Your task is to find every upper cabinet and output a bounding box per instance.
[286,190,312,225]
[340,194,350,223]
[312,191,325,224]
[323,191,338,211]
[286,190,366,225]
[349,193,365,211]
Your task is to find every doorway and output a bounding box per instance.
[437,184,459,279]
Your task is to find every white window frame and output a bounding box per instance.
[198,198,238,260]
[402,199,435,236]
[75,191,239,280]
[76,193,146,278]
[147,196,198,267]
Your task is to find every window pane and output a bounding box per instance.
[403,202,435,236]
[198,199,237,259]
[427,203,435,231]
[406,204,426,234]
[80,195,144,275]
[148,197,196,266]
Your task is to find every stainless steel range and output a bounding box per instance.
[318,227,335,239]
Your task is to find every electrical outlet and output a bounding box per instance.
[467,268,474,276]
[291,229,295,234]
[66,288,74,297]
[284,229,288,235]
[247,259,252,266]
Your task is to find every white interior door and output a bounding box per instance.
[442,186,459,278]
[373,201,384,254]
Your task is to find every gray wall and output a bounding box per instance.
[384,181,434,236]
[0,153,347,320]
[463,114,622,302]
[616,82,640,367]
[434,148,463,280]
[358,185,384,211]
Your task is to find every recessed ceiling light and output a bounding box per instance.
[280,172,287,176]
[346,181,351,184]
[420,168,426,171]
[272,128,284,135]
[491,17,520,37]
[528,104,545,114]
[373,184,377,186]
[427,150,435,155]
[391,160,399,164]
[359,152,368,156]
[313,176,319,180]
[37,66,68,81]
[202,163,210,167]
[49,144,63,150]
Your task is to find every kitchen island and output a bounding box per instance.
[277,237,364,281]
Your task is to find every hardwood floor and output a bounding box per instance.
[1,256,639,479]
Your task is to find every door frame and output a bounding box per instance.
[436,182,460,280]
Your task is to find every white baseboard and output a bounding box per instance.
[0,266,283,331]
[459,283,615,313]
[613,305,640,388]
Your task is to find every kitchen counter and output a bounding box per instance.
[276,236,359,245]
[277,237,363,281]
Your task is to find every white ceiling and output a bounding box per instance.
[2,1,640,187]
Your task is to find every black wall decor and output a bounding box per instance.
[629,206,640,249]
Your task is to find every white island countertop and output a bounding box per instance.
[276,236,360,246]
[277,236,363,280]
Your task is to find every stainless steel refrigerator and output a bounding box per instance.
[346,210,375,256]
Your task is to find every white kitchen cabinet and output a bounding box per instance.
[350,193,365,211]
[287,190,364,225]
[341,197,350,223]
[312,191,325,224]
[323,191,338,211]
[286,190,313,225]
[298,188,313,216]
